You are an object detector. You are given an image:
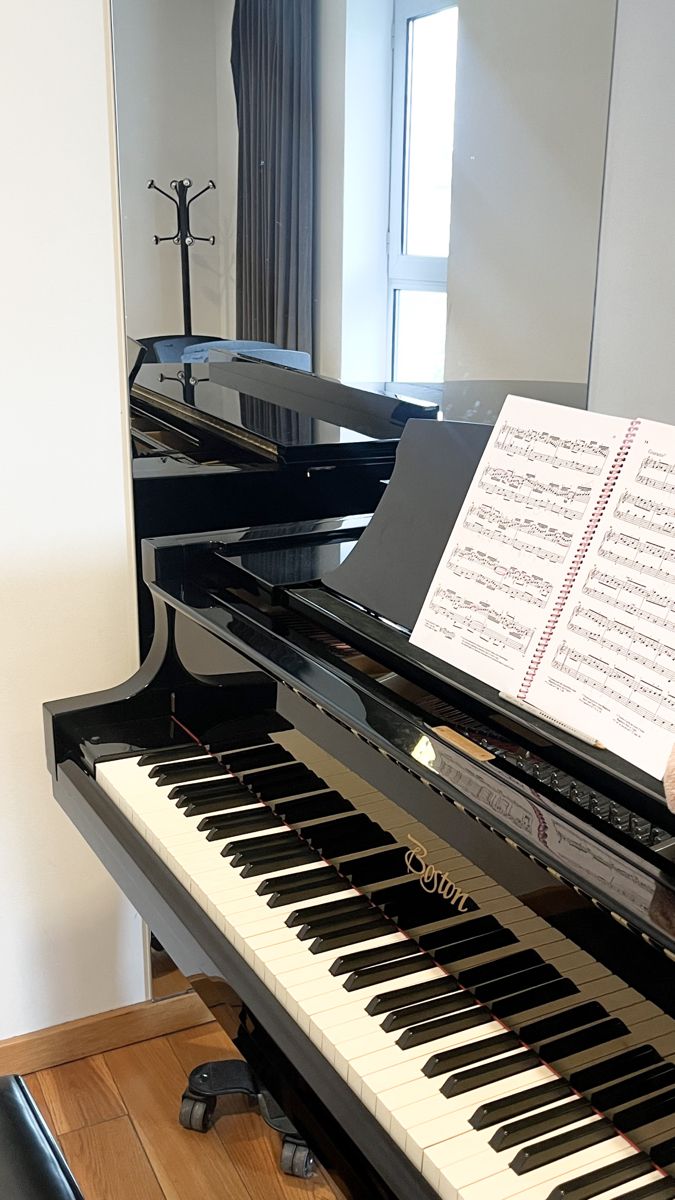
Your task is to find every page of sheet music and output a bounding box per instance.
[410,395,628,694]
[528,420,675,778]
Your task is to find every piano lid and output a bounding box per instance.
[131,358,439,466]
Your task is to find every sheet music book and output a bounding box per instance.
[411,395,675,779]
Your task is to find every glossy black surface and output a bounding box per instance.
[133,361,433,464]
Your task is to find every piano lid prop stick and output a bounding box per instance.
[499,693,606,751]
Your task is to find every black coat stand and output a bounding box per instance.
[148,177,216,335]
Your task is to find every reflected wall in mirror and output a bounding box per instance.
[113,0,617,419]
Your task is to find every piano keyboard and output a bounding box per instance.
[95,721,675,1200]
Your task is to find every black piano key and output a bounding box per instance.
[651,1136,675,1169]
[296,905,379,941]
[301,813,387,847]
[230,836,306,866]
[434,927,518,965]
[183,794,258,817]
[423,1027,517,1076]
[441,1049,541,1097]
[257,864,340,896]
[418,915,500,952]
[490,1098,595,1152]
[198,805,267,831]
[607,1180,675,1200]
[220,743,292,772]
[509,1120,616,1175]
[570,1046,662,1094]
[470,1079,573,1130]
[365,975,461,1017]
[613,1087,675,1135]
[520,1002,609,1047]
[492,976,578,1021]
[247,766,326,800]
[205,810,281,839]
[240,848,319,877]
[540,1018,628,1064]
[138,745,206,766]
[343,847,411,886]
[170,777,249,803]
[312,825,396,857]
[459,949,544,988]
[375,881,459,926]
[545,1152,655,1200]
[270,792,353,822]
[330,940,420,977]
[222,830,299,857]
[591,1064,675,1114]
[343,953,433,992]
[151,759,229,785]
[380,990,474,1032]
[310,918,394,954]
[400,1005,500,1051]
[475,962,560,1003]
[285,895,371,928]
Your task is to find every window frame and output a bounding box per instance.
[388,0,457,379]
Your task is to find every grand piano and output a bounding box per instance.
[45,419,675,1200]
[128,345,438,654]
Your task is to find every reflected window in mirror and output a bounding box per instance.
[390,0,458,382]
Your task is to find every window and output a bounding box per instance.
[388,1,458,382]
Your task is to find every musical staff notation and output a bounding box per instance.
[615,489,675,538]
[636,454,675,495]
[582,567,675,634]
[597,529,675,582]
[463,503,573,564]
[495,422,611,475]
[447,547,553,608]
[426,588,534,655]
[479,466,592,520]
[567,603,675,680]
[551,641,675,732]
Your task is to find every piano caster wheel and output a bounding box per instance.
[179,1092,216,1132]
[280,1136,315,1179]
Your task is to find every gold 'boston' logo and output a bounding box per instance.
[404,834,475,912]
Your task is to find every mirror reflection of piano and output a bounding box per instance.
[45,420,675,1200]
[126,343,439,655]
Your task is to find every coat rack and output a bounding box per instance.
[148,177,216,335]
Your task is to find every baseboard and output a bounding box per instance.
[0,991,211,1075]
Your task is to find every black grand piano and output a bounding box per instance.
[127,345,438,655]
[46,420,675,1200]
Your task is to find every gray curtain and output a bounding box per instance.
[231,0,314,359]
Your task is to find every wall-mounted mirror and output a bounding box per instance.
[112,0,617,995]
[113,0,617,422]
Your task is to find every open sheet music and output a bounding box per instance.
[411,395,675,779]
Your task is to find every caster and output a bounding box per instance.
[280,1136,315,1178]
[179,1092,216,1132]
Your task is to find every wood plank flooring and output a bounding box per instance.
[26,1020,342,1200]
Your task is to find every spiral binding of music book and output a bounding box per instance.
[516,417,642,706]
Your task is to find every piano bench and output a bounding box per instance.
[0,1076,83,1199]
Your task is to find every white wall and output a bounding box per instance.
[113,0,223,337]
[588,0,675,422]
[0,0,146,1037]
[444,0,615,384]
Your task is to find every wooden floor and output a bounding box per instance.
[26,1018,342,1200]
